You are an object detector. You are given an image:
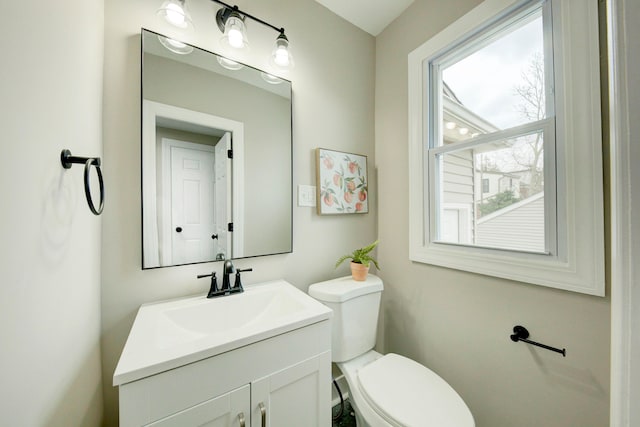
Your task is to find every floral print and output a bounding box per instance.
[318,149,368,214]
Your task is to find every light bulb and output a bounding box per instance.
[445,121,456,130]
[165,3,185,26]
[228,28,244,48]
[273,46,290,67]
[458,127,469,135]
[157,0,193,30]
[269,33,294,71]
[221,13,248,50]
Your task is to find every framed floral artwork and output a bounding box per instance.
[316,148,368,215]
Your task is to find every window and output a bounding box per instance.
[408,0,605,295]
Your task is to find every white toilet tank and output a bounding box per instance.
[308,275,383,362]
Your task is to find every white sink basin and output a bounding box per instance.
[113,280,332,385]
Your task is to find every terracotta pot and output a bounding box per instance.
[350,262,369,281]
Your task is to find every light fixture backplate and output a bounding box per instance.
[215,7,245,32]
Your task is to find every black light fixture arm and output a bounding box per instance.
[210,0,285,35]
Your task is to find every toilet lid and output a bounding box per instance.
[357,354,474,427]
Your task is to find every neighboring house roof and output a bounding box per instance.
[476,192,545,253]
[477,192,544,224]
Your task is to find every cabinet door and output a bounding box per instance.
[147,384,250,427]
[251,351,331,427]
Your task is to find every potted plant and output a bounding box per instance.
[335,240,380,281]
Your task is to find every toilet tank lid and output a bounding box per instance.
[308,275,383,302]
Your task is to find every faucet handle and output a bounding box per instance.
[233,268,253,292]
[198,272,220,298]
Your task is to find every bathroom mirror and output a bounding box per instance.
[141,29,292,268]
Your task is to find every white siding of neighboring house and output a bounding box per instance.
[476,192,545,252]
[443,151,475,204]
[442,151,475,242]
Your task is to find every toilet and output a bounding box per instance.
[308,275,474,427]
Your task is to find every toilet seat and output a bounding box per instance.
[356,353,474,427]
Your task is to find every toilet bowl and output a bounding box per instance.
[308,275,474,427]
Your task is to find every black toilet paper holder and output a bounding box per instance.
[510,325,566,357]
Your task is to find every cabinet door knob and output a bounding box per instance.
[237,412,245,427]
[175,226,183,233]
[211,234,219,240]
[259,402,266,427]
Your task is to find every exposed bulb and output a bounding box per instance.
[228,28,244,48]
[165,3,185,26]
[273,46,290,67]
[269,33,294,71]
[222,14,248,50]
[157,0,193,30]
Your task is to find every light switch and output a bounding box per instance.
[298,185,316,207]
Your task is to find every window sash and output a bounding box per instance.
[428,0,554,149]
[425,0,557,256]
[427,118,556,255]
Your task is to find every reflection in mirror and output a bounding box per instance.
[142,29,292,268]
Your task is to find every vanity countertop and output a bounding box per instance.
[113,279,332,386]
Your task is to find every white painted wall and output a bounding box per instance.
[0,0,104,425]
[375,0,610,426]
[101,0,375,424]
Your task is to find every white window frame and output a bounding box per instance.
[408,0,605,296]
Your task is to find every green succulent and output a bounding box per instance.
[335,240,380,270]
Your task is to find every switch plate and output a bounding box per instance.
[298,185,316,207]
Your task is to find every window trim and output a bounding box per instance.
[408,0,605,296]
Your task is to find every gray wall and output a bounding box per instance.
[101,0,375,424]
[0,0,104,425]
[375,1,610,426]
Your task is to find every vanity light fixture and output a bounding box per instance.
[213,0,294,72]
[157,0,193,31]
[269,32,294,71]
[155,0,294,72]
[217,8,249,50]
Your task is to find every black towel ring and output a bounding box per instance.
[60,149,104,215]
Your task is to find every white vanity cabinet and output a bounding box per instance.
[146,384,250,426]
[114,281,333,426]
[250,353,330,427]
[117,320,331,427]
